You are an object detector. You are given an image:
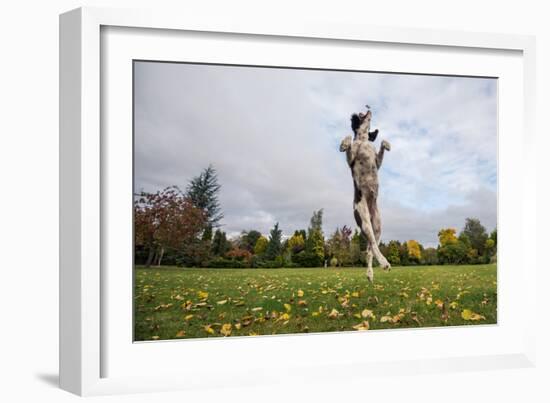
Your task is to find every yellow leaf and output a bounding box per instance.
[351,291,360,298]
[380,315,392,323]
[217,300,228,305]
[435,299,444,309]
[220,323,232,336]
[184,314,194,321]
[461,309,486,321]
[204,325,215,335]
[298,300,307,306]
[284,303,292,312]
[312,312,320,317]
[297,289,304,297]
[249,332,259,336]
[450,301,459,309]
[197,290,209,300]
[328,308,340,319]
[235,323,242,330]
[251,307,263,311]
[175,330,186,337]
[461,309,472,320]
[352,321,370,331]
[151,335,160,340]
[279,313,290,321]
[361,309,374,319]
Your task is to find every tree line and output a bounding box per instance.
[135,165,497,268]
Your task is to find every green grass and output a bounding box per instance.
[134,264,497,341]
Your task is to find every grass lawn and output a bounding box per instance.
[134,264,497,341]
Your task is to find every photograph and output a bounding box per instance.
[133,61,498,341]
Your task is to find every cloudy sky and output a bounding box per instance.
[134,61,497,247]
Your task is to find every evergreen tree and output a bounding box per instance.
[306,209,325,266]
[185,165,224,227]
[265,222,283,260]
[211,229,229,256]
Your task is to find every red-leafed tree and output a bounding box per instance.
[134,186,206,267]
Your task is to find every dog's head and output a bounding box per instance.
[351,110,378,141]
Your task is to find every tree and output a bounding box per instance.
[422,247,438,265]
[211,229,230,257]
[437,228,457,264]
[387,240,401,265]
[185,165,224,228]
[328,226,352,266]
[287,233,305,254]
[438,228,458,246]
[399,242,410,265]
[460,218,488,258]
[239,230,262,252]
[437,228,472,264]
[350,236,362,265]
[305,209,325,266]
[295,229,307,242]
[254,235,268,255]
[134,186,206,267]
[406,240,422,263]
[490,227,497,245]
[265,222,283,260]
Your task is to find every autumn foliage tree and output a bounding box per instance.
[134,186,206,267]
[406,240,422,263]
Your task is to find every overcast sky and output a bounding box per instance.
[134,61,497,247]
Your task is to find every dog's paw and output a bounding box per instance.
[340,136,352,152]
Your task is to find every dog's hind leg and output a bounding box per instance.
[354,198,391,272]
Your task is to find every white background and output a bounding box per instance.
[0,0,548,402]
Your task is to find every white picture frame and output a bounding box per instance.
[59,6,537,396]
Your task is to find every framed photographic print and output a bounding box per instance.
[60,7,537,396]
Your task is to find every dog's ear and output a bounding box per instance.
[351,114,361,133]
[368,129,379,142]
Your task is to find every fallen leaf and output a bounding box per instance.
[361,309,375,319]
[184,314,194,321]
[297,289,304,297]
[279,313,290,321]
[217,300,228,305]
[461,309,486,321]
[175,330,186,337]
[328,308,340,319]
[241,315,254,326]
[351,291,360,298]
[220,323,232,336]
[151,335,160,340]
[284,303,292,312]
[352,321,370,331]
[197,291,209,300]
[298,300,307,306]
[251,307,263,312]
[204,325,215,335]
[154,303,173,311]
